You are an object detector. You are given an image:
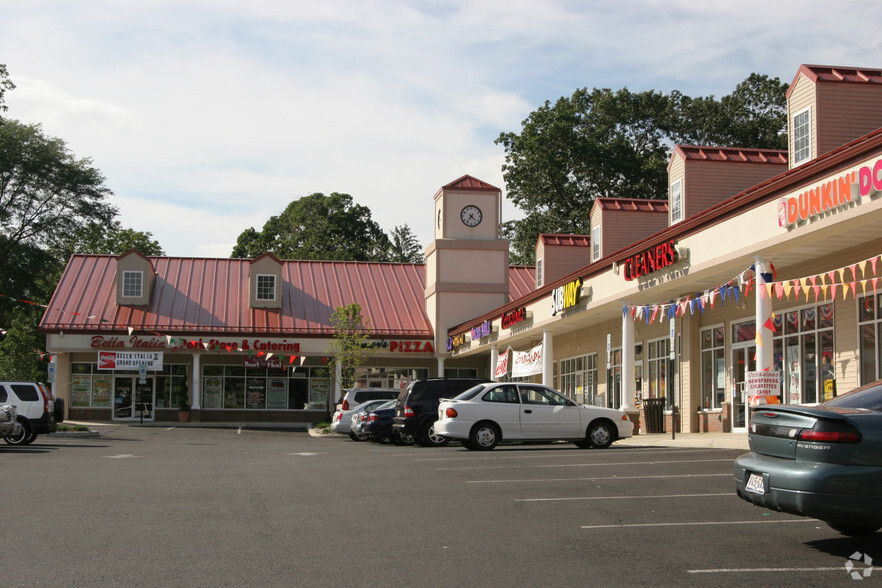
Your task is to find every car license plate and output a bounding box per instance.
[745,472,765,494]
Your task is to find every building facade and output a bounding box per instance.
[40,63,882,434]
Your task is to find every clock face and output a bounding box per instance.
[460,205,482,227]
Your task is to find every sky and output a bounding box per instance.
[2,0,881,258]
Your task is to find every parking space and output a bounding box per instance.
[3,428,879,586]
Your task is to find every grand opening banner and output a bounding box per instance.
[512,344,543,378]
[97,351,164,371]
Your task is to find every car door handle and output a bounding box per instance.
[523,409,532,414]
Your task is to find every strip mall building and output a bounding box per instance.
[40,63,882,434]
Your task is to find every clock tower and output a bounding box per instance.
[425,175,510,365]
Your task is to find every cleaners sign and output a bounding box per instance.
[622,240,678,281]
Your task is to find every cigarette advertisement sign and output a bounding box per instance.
[746,371,781,397]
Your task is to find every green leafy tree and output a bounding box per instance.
[388,224,424,263]
[326,303,374,412]
[0,119,117,272]
[0,310,48,381]
[0,63,14,117]
[231,192,392,261]
[496,73,789,264]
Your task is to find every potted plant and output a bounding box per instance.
[177,396,191,423]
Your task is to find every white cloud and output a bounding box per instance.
[2,0,882,257]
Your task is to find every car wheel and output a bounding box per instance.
[469,422,499,450]
[418,420,450,447]
[826,522,881,536]
[393,432,414,445]
[349,431,369,442]
[587,422,614,449]
[4,421,32,445]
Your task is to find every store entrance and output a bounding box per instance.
[113,376,155,421]
[732,344,756,432]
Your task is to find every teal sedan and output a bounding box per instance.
[734,380,882,536]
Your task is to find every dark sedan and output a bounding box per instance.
[361,400,413,445]
[734,380,882,536]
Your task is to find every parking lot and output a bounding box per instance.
[3,426,878,586]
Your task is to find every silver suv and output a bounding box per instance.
[0,405,23,438]
[0,382,64,445]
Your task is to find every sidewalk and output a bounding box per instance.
[617,431,749,451]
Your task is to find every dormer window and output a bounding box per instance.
[256,274,276,301]
[670,179,683,224]
[122,271,143,298]
[536,259,544,288]
[792,107,812,166]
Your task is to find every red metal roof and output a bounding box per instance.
[508,266,536,299]
[787,64,882,98]
[593,197,669,213]
[671,145,788,165]
[538,234,591,247]
[40,256,534,337]
[442,174,500,192]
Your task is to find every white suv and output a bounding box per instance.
[0,382,64,445]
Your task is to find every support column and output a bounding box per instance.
[191,353,201,409]
[621,310,637,412]
[437,358,445,378]
[542,329,553,387]
[334,361,343,410]
[490,346,499,381]
[755,258,774,372]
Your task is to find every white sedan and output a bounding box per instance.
[434,382,633,450]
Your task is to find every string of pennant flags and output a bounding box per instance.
[623,252,882,327]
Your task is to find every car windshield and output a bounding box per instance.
[454,384,492,401]
[820,381,882,411]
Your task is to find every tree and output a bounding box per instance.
[231,192,392,261]
[388,224,424,263]
[0,63,14,117]
[0,119,117,275]
[326,303,374,412]
[496,73,789,264]
[55,219,164,257]
[496,88,671,264]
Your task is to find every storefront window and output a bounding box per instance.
[559,354,598,406]
[646,339,670,408]
[70,362,184,409]
[201,364,331,410]
[701,326,725,410]
[858,294,882,384]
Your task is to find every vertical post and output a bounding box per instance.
[333,361,343,412]
[621,309,636,412]
[755,258,774,372]
[490,346,499,381]
[542,329,553,387]
[437,358,445,378]
[191,352,201,409]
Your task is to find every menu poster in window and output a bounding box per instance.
[70,376,92,407]
[266,378,287,409]
[203,377,222,408]
[309,380,330,409]
[93,376,112,407]
[246,378,266,409]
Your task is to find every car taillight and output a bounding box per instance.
[798,420,862,443]
[403,407,415,418]
[334,413,342,422]
[38,383,51,414]
[342,399,350,410]
[368,414,379,422]
[445,407,458,418]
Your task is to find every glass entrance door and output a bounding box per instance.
[732,345,756,432]
[113,376,155,421]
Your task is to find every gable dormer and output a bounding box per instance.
[116,249,155,306]
[589,198,668,259]
[786,64,882,168]
[667,146,787,224]
[534,234,590,287]
[249,252,283,309]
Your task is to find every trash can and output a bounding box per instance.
[643,397,665,433]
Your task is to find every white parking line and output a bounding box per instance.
[413,448,720,463]
[581,519,813,529]
[438,458,733,470]
[469,473,731,484]
[688,566,844,574]
[518,492,731,502]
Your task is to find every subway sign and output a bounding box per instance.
[622,239,678,281]
[551,278,582,315]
